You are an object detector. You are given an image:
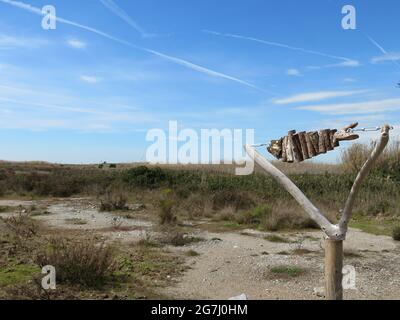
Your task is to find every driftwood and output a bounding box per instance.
[297,132,310,160]
[267,123,362,162]
[246,124,391,300]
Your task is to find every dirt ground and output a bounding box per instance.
[1,198,399,300]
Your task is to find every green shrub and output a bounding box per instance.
[123,166,167,188]
[236,204,272,225]
[269,265,306,278]
[367,200,391,216]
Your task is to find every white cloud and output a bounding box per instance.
[0,34,48,49]
[80,75,102,84]
[343,78,357,83]
[286,69,302,76]
[67,39,87,49]
[308,59,360,70]
[371,53,400,64]
[274,90,366,105]
[296,98,400,115]
[0,83,159,132]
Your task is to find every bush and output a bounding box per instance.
[261,203,318,231]
[99,189,128,211]
[0,213,38,248]
[158,189,177,225]
[392,226,400,241]
[341,143,370,172]
[212,190,255,211]
[342,141,400,180]
[35,238,116,287]
[236,204,272,225]
[123,166,167,188]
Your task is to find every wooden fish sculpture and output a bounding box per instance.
[267,123,360,163]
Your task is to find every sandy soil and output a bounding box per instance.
[163,229,400,300]
[1,198,399,300]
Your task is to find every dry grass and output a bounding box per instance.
[158,189,177,225]
[35,237,117,288]
[0,213,38,249]
[99,189,128,212]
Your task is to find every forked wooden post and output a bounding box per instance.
[244,125,391,300]
[325,240,343,300]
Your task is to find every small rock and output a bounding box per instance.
[129,204,146,211]
[313,287,325,298]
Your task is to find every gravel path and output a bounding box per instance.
[163,229,400,300]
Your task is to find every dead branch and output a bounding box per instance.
[338,125,391,235]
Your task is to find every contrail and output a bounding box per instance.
[204,30,358,64]
[0,0,265,92]
[99,0,147,37]
[367,35,400,70]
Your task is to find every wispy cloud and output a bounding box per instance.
[286,68,302,76]
[204,30,359,67]
[0,83,160,131]
[0,34,48,49]
[371,52,400,64]
[80,75,102,84]
[99,0,148,37]
[274,90,366,105]
[367,35,400,69]
[343,78,357,83]
[307,59,360,70]
[296,98,400,115]
[143,48,266,92]
[0,0,263,92]
[67,39,87,49]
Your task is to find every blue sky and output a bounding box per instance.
[0,0,399,163]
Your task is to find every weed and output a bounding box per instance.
[392,226,400,241]
[268,265,306,278]
[35,237,116,288]
[100,189,128,212]
[158,189,177,225]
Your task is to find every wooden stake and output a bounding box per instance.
[298,132,310,160]
[286,130,296,163]
[318,130,327,154]
[281,136,288,162]
[325,240,343,300]
[305,132,316,157]
[322,129,333,151]
[309,131,320,155]
[292,133,304,162]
